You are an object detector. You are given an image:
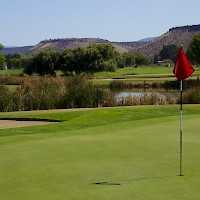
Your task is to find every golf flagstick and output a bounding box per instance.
[180,80,183,176]
[173,46,195,176]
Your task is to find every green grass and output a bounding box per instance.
[0,69,23,75]
[93,65,200,84]
[93,66,176,86]
[0,105,200,199]
[94,65,174,79]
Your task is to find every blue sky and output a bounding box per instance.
[1,0,200,46]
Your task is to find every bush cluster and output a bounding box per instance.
[109,77,200,90]
[0,85,17,112]
[182,87,200,104]
[0,76,199,112]
[61,76,108,108]
[0,75,24,85]
[0,76,110,112]
[16,76,66,110]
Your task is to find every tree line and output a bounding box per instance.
[1,75,199,112]
[1,33,200,75]
[0,44,6,69]
[2,43,149,76]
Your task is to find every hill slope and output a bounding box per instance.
[2,46,33,55]
[3,24,200,57]
[134,24,200,59]
[27,38,133,55]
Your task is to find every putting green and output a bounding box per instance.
[0,105,200,200]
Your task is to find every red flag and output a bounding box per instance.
[173,47,195,81]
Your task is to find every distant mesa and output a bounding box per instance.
[1,37,154,55]
[2,46,33,55]
[138,37,157,42]
[2,24,200,59]
[133,24,200,58]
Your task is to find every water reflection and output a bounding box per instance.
[115,89,179,102]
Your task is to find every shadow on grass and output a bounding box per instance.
[120,175,176,182]
[93,175,177,186]
[0,117,62,122]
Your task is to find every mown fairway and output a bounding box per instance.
[94,65,200,79]
[0,105,200,200]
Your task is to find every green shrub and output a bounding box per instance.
[183,87,200,104]
[63,80,108,108]
[18,77,66,110]
[0,75,23,85]
[109,80,125,90]
[0,85,16,111]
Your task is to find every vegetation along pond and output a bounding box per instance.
[114,89,179,105]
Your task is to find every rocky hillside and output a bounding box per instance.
[134,24,200,59]
[2,39,146,55]
[27,38,136,55]
[3,24,200,57]
[113,41,146,51]
[2,46,33,55]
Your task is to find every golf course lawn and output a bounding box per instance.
[0,105,200,200]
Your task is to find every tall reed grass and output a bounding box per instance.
[182,87,200,104]
[0,75,24,85]
[62,76,108,108]
[117,92,177,106]
[17,76,66,110]
[0,85,17,112]
[0,76,199,112]
[0,76,109,111]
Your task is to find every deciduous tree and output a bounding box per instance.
[158,44,179,63]
[0,43,3,51]
[187,33,200,65]
[23,49,58,76]
[0,43,6,69]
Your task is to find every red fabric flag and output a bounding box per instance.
[173,47,195,81]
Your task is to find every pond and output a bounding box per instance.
[114,89,180,103]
